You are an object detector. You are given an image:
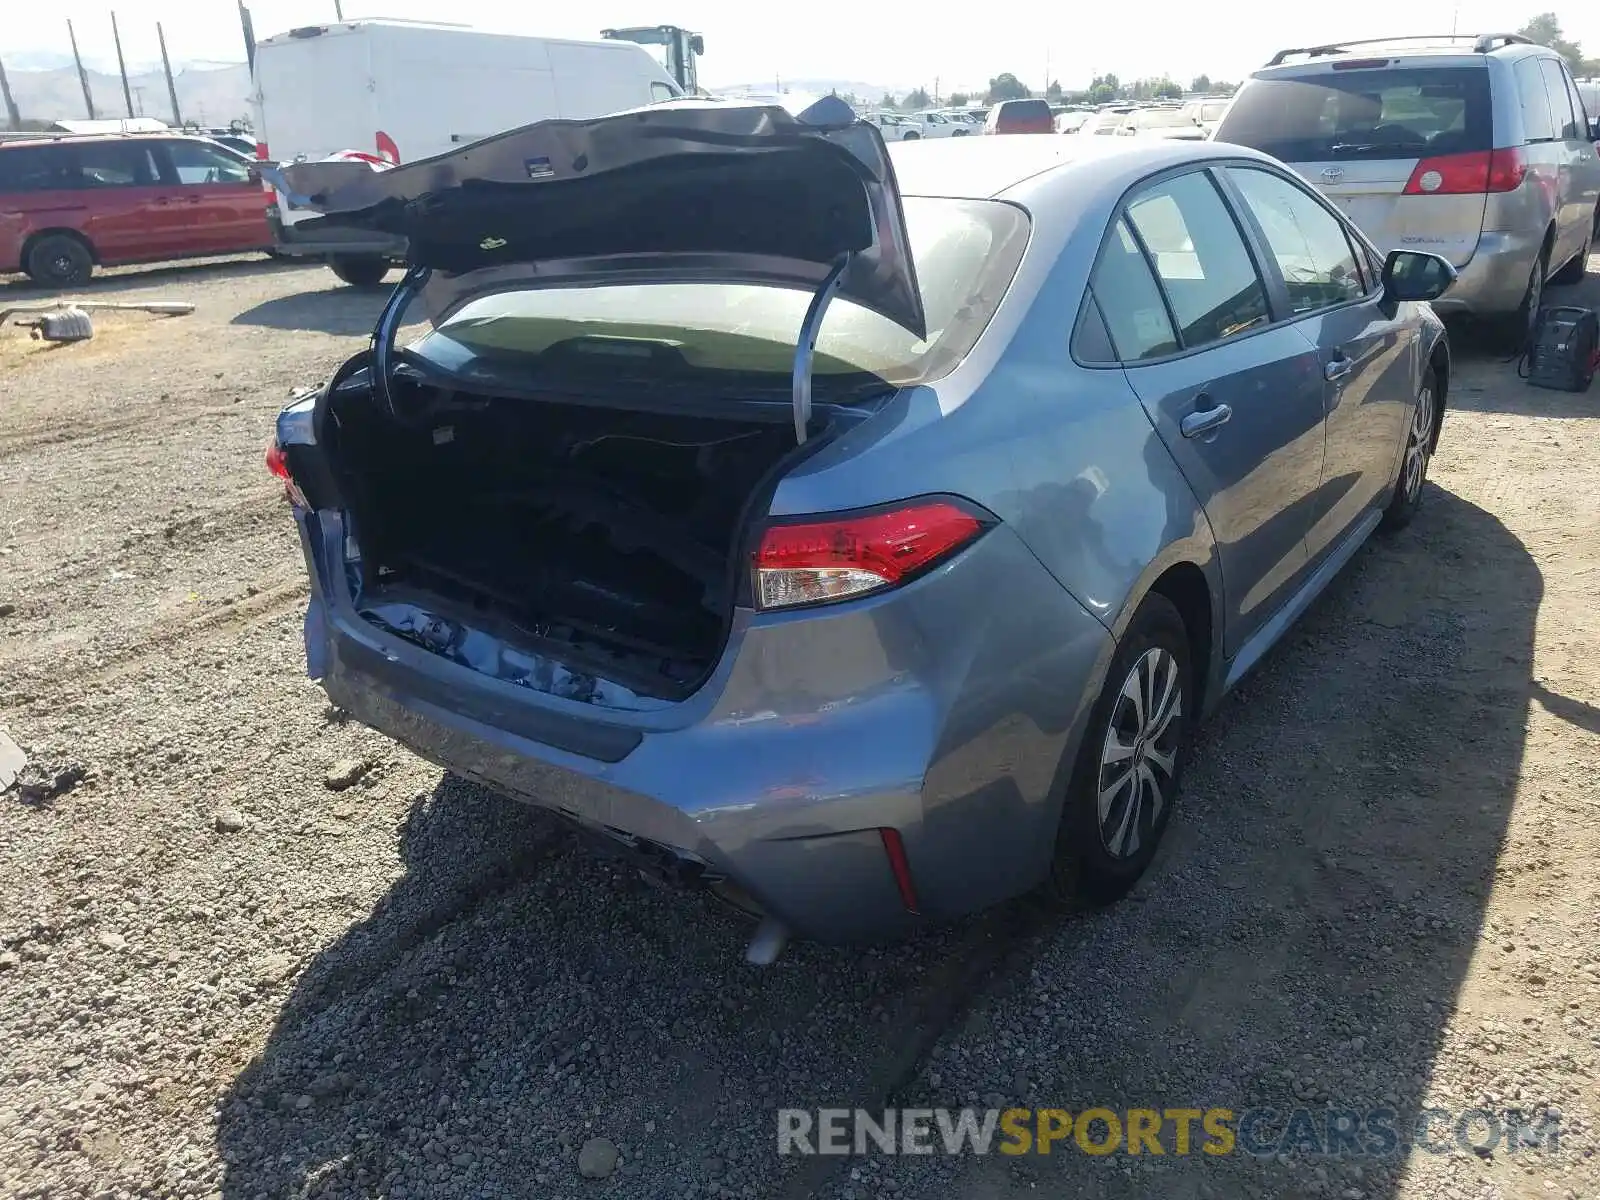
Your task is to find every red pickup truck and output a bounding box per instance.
[0,132,272,286]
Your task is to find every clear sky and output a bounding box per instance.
[7,1,1600,94]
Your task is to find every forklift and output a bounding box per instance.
[600,25,705,94]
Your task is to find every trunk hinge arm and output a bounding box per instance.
[792,253,852,445]
[372,264,432,421]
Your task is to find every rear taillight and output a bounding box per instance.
[265,437,307,507]
[1403,148,1526,195]
[753,499,989,610]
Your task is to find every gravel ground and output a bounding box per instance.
[1,255,1597,1200]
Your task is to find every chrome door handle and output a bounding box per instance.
[1325,357,1353,381]
[1181,403,1233,438]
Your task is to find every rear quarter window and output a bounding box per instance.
[0,145,73,193]
[1216,67,1491,161]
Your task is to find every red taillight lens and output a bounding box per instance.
[1403,148,1526,195]
[879,827,920,914]
[753,499,987,610]
[265,438,307,506]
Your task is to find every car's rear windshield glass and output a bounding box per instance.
[408,197,1031,391]
[1001,101,1051,120]
[1216,67,1492,161]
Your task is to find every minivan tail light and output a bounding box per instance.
[753,499,989,610]
[1403,148,1526,195]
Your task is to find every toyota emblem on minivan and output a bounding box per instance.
[1321,167,1345,182]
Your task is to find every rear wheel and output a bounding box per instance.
[1380,367,1437,531]
[901,131,920,141]
[24,234,93,288]
[328,254,391,287]
[1044,593,1193,907]
[1498,243,1549,350]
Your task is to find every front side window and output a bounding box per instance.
[1228,167,1366,313]
[1124,171,1270,349]
[164,140,252,185]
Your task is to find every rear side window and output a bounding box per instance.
[1516,59,1557,142]
[76,142,158,187]
[1125,171,1270,349]
[1538,59,1581,140]
[1228,167,1366,312]
[0,146,73,193]
[1087,219,1179,361]
[1216,67,1492,161]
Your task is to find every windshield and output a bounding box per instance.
[1201,101,1229,121]
[408,197,1031,392]
[1217,67,1491,161]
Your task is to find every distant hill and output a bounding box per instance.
[7,63,252,129]
[712,79,923,105]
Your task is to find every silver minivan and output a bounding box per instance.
[1217,33,1600,341]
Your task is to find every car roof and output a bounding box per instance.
[0,131,213,150]
[888,136,1273,203]
[1253,36,1561,78]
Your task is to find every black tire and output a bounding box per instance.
[1495,243,1549,350]
[328,255,391,287]
[1380,367,1438,532]
[24,234,93,288]
[902,132,921,141]
[1551,222,1593,285]
[1044,592,1193,908]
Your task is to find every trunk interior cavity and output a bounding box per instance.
[326,379,806,705]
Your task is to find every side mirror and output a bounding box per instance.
[1381,249,1457,303]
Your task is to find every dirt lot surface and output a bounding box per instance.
[1,255,1598,1200]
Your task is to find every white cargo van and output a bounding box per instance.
[252,20,685,284]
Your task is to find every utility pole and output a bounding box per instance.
[157,22,183,125]
[334,0,345,19]
[0,54,21,130]
[68,20,97,118]
[934,75,940,104]
[111,11,136,118]
[237,2,257,74]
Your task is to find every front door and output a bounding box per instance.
[153,139,269,256]
[1098,169,1328,656]
[1223,164,1415,560]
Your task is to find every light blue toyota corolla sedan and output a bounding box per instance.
[267,96,1454,961]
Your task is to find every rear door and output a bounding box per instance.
[152,139,269,255]
[1223,164,1416,561]
[1217,64,1493,265]
[68,140,175,263]
[1091,168,1328,655]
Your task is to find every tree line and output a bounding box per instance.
[858,12,1600,113]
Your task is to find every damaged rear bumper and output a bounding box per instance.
[296,507,1113,944]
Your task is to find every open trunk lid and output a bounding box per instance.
[264,95,926,338]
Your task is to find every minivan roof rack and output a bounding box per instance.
[1265,32,1532,67]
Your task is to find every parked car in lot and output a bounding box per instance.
[1078,107,1135,136]
[903,111,972,137]
[1116,106,1210,140]
[984,98,1055,134]
[1180,95,1232,136]
[863,111,924,140]
[1055,110,1092,134]
[1216,31,1600,343]
[0,133,270,286]
[268,100,1454,956]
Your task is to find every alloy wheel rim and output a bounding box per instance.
[1097,647,1183,859]
[1403,386,1433,502]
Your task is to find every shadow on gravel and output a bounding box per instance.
[853,486,1540,1200]
[214,770,1017,1199]
[231,283,398,336]
[0,255,307,298]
